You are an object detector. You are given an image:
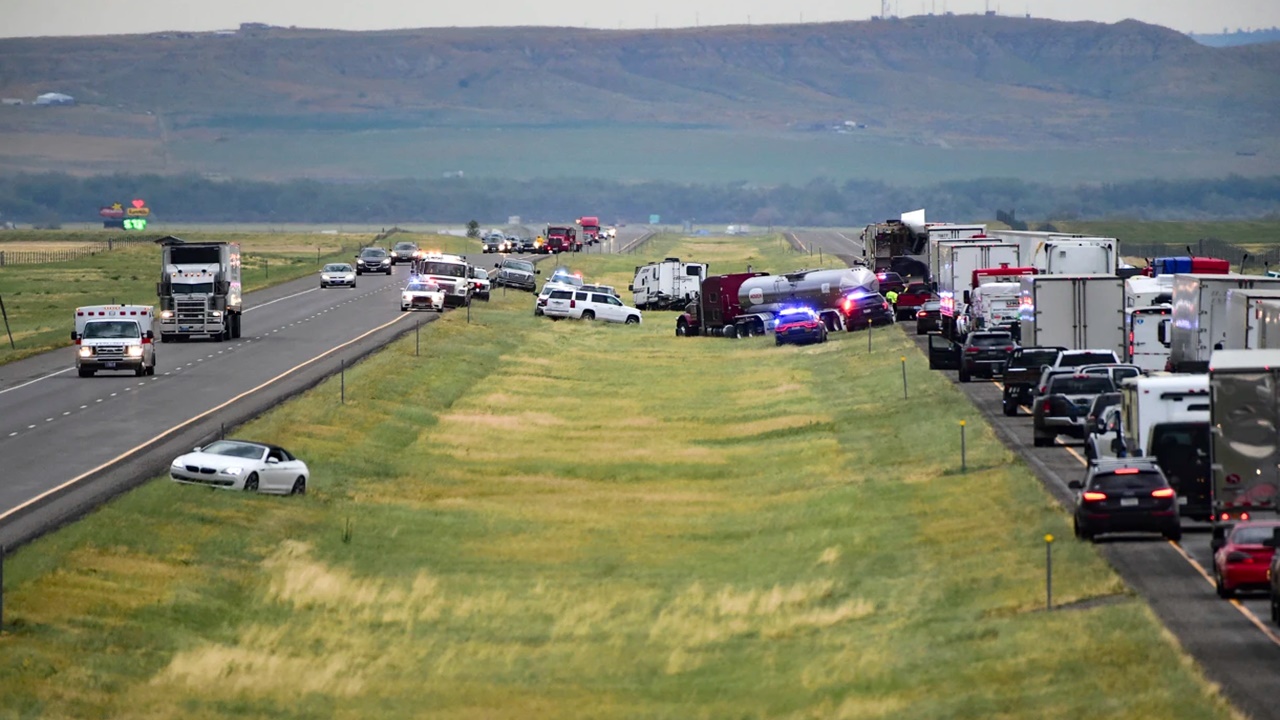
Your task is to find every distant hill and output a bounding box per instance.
[0,15,1277,182]
[1190,28,1280,47]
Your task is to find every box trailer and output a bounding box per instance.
[1209,349,1280,524]
[1169,274,1280,372]
[1018,275,1125,354]
[1222,288,1280,351]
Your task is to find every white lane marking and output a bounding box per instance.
[62,411,70,416]
[80,405,87,409]
[0,312,411,523]
[243,287,318,313]
[0,367,75,396]
[7,432,15,437]
[110,392,117,397]
[95,399,103,403]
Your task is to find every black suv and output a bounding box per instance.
[390,241,419,265]
[1070,459,1181,542]
[355,247,392,275]
[842,292,895,330]
[958,331,1017,382]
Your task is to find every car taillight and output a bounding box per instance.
[1003,346,1014,352]
[1151,488,1175,498]
[882,302,889,311]
[916,311,925,318]
[842,299,853,313]
[1041,400,1051,413]
[1082,491,1107,502]
[966,347,980,353]
[570,300,576,308]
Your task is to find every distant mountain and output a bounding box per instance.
[0,15,1276,181]
[1190,28,1280,47]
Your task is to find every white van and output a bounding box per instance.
[1119,374,1210,458]
[72,305,156,377]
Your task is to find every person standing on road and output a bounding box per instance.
[885,289,899,306]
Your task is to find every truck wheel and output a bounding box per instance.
[78,367,94,378]
[676,320,688,337]
[723,324,738,339]
[160,333,171,343]
[1215,568,1233,598]
[1002,399,1017,416]
[625,316,640,325]
[1033,434,1051,447]
[233,314,242,339]
[147,363,156,376]
[958,367,971,383]
[135,364,146,377]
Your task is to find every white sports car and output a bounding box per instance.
[170,440,310,495]
[401,280,446,311]
[320,263,357,289]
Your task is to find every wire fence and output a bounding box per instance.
[1122,237,1280,272]
[0,237,154,267]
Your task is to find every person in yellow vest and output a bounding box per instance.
[885,289,899,306]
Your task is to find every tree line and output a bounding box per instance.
[0,172,1276,228]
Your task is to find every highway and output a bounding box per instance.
[0,227,652,548]
[792,228,1280,720]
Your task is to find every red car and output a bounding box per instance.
[1213,520,1280,598]
[774,306,828,346]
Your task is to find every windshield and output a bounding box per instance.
[970,334,1013,347]
[420,261,467,278]
[1231,525,1280,545]
[199,441,266,460]
[83,320,140,339]
[1051,377,1115,395]
[173,282,214,294]
[394,243,416,251]
[473,269,489,280]
[323,264,351,273]
[169,246,220,264]
[406,282,439,292]
[1092,472,1165,492]
[360,249,387,258]
[779,309,817,322]
[504,261,534,272]
[1061,352,1117,367]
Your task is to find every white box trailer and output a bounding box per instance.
[1259,300,1280,349]
[1125,274,1173,309]
[1169,274,1280,372]
[986,231,1119,275]
[1126,305,1172,373]
[1209,349,1280,523]
[936,242,1019,323]
[1222,288,1280,350]
[1118,374,1212,520]
[1018,275,1125,354]
[927,233,994,285]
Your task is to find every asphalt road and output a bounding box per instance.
[0,227,652,549]
[793,229,1280,720]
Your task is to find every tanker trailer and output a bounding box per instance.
[732,266,878,336]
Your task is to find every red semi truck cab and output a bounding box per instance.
[676,272,767,337]
[578,216,601,244]
[545,226,578,254]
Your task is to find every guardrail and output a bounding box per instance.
[618,230,657,254]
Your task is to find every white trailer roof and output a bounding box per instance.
[1210,349,1280,372]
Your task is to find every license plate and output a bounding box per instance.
[104,362,117,368]
[1178,496,1188,505]
[1120,498,1139,507]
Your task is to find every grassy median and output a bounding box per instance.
[0,229,472,365]
[0,234,1236,718]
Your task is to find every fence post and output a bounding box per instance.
[0,295,13,350]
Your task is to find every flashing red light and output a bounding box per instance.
[1082,491,1107,501]
[1243,512,1252,521]
[1151,488,1176,498]
[1113,468,1141,475]
[842,298,853,313]
[1041,400,1051,413]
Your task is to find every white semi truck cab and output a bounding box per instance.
[157,238,242,342]
[72,305,156,377]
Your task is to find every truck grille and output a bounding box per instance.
[175,298,208,322]
[94,345,125,360]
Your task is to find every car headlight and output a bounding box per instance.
[127,345,144,357]
[210,310,222,318]
[381,259,391,265]
[160,310,174,319]
[402,293,412,301]
[223,467,244,477]
[79,346,93,357]
[391,252,399,257]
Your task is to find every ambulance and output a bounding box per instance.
[71,305,157,377]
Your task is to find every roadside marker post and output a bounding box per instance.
[415,320,420,356]
[901,356,908,399]
[0,544,5,631]
[867,322,872,352]
[1045,534,1055,610]
[0,294,14,349]
[340,360,345,405]
[960,420,967,472]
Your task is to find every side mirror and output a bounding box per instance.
[962,290,971,305]
[1211,526,1228,553]
[70,331,79,341]
[192,446,202,452]
[145,330,154,340]
[267,457,280,465]
[1067,480,1082,490]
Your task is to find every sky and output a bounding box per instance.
[4,0,1278,38]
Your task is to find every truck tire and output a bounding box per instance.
[1033,434,1051,447]
[147,362,156,376]
[233,314,242,339]
[135,364,146,377]
[958,366,971,383]
[676,320,688,337]
[723,324,738,339]
[625,315,640,325]
[78,367,94,378]
[1002,398,1017,416]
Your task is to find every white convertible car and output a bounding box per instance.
[170,440,310,495]
[401,280,446,312]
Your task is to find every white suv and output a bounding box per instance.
[569,290,643,324]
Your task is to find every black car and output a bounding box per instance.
[957,331,1017,382]
[355,247,393,275]
[915,300,942,335]
[842,292,896,330]
[1070,459,1181,542]
[389,241,419,265]
[1001,346,1067,416]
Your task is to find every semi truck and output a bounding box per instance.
[577,216,602,244]
[936,242,1020,340]
[544,226,579,254]
[1220,288,1280,351]
[1168,274,1280,372]
[72,304,157,377]
[1209,349,1280,525]
[965,265,1037,335]
[630,258,708,310]
[675,267,878,338]
[156,238,242,342]
[1125,275,1172,309]
[1117,374,1212,521]
[861,210,984,280]
[1126,305,1173,372]
[1017,275,1125,355]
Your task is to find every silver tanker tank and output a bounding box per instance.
[738,267,879,313]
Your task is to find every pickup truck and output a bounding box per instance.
[894,282,933,321]
[1001,346,1066,416]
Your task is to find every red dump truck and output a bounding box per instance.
[544,225,579,254]
[578,216,602,244]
